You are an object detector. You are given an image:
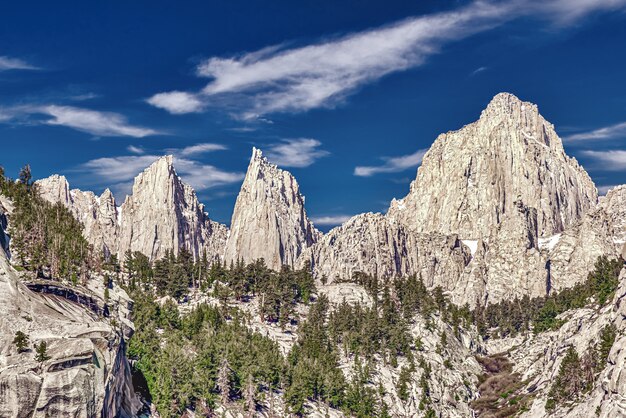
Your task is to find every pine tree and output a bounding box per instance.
[35,341,50,363]
[13,331,29,353]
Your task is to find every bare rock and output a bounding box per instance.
[224,148,320,270]
[118,155,227,262]
[388,92,597,239]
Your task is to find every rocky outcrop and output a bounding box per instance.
[118,155,227,262]
[387,92,598,239]
[301,212,474,300]
[0,229,139,417]
[36,157,228,263]
[547,206,619,292]
[481,200,547,302]
[600,185,626,245]
[482,267,626,417]
[224,148,320,270]
[35,175,119,257]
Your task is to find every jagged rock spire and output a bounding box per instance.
[224,147,320,270]
[36,155,228,262]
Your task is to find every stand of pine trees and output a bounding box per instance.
[471,256,624,338]
[1,166,91,282]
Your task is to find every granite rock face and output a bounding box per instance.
[300,212,472,297]
[387,92,598,239]
[118,155,227,262]
[36,156,228,263]
[35,175,119,258]
[224,148,320,270]
[300,93,616,305]
[0,207,138,417]
[483,267,626,418]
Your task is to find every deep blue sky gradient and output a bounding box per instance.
[1,1,625,229]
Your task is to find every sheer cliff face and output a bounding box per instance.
[36,157,228,262]
[224,148,320,270]
[0,214,138,417]
[388,92,598,239]
[118,155,227,262]
[301,93,614,305]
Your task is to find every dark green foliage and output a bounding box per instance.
[473,256,624,337]
[128,292,285,418]
[35,341,50,363]
[396,365,412,402]
[547,347,585,406]
[1,167,92,281]
[598,324,617,364]
[13,331,29,353]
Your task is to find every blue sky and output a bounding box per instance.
[1,0,626,230]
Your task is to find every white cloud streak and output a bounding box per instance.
[0,56,38,71]
[264,138,329,167]
[42,105,160,137]
[148,0,626,118]
[354,148,428,177]
[127,145,145,154]
[310,215,353,226]
[564,121,626,141]
[178,143,227,157]
[0,105,161,138]
[580,150,626,171]
[79,145,242,199]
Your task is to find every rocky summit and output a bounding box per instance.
[224,148,320,270]
[6,92,626,418]
[388,92,598,238]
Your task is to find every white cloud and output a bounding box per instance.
[178,143,227,157]
[264,138,329,167]
[354,148,428,177]
[580,150,626,171]
[81,155,162,185]
[310,215,353,226]
[170,157,243,191]
[41,105,160,137]
[563,121,626,141]
[0,56,38,71]
[127,145,145,154]
[79,146,243,199]
[147,91,204,114]
[148,0,626,118]
[471,66,488,76]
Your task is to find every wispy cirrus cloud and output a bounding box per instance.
[310,214,353,226]
[264,138,329,168]
[580,149,626,171]
[0,104,161,138]
[42,105,160,137]
[0,56,39,71]
[354,148,428,177]
[79,143,243,199]
[177,143,227,157]
[564,121,626,141]
[471,66,488,76]
[147,0,626,118]
[127,145,145,154]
